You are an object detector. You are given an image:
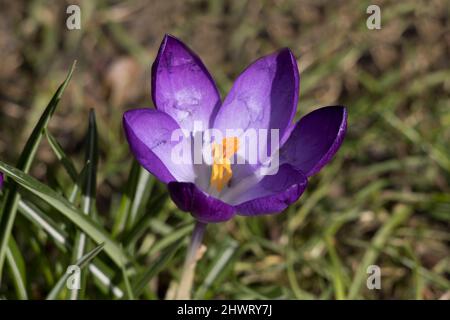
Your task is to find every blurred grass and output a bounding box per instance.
[0,0,449,299]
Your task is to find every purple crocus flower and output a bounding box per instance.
[123,35,347,223]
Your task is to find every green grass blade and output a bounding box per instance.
[384,246,450,290]
[112,160,140,237]
[132,242,182,297]
[88,262,124,299]
[381,110,450,173]
[125,168,153,231]
[18,199,124,298]
[45,128,78,182]
[0,160,131,268]
[347,205,412,299]
[15,61,76,173]
[146,223,193,256]
[82,109,98,209]
[112,161,153,238]
[17,162,124,299]
[6,237,28,299]
[194,239,239,299]
[67,162,89,208]
[325,235,346,300]
[46,243,104,300]
[121,264,134,300]
[71,109,98,300]
[121,244,135,300]
[0,61,76,281]
[18,200,69,250]
[122,194,169,248]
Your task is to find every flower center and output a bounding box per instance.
[210,137,240,192]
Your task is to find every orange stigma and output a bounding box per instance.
[210,137,239,192]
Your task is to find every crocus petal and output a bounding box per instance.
[213,48,299,147]
[280,106,347,177]
[168,182,236,223]
[151,34,221,132]
[123,108,195,184]
[230,164,308,216]
[0,172,3,189]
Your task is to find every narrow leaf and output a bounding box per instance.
[112,160,140,237]
[112,162,153,238]
[194,239,239,299]
[71,109,98,300]
[18,200,69,249]
[46,243,104,300]
[0,61,76,280]
[0,160,131,268]
[6,237,28,299]
[132,242,182,297]
[45,128,78,182]
[18,199,123,298]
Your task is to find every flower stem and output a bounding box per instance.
[175,220,207,300]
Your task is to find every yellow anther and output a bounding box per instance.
[210,137,239,192]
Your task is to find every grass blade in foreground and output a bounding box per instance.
[112,161,153,238]
[18,199,124,298]
[6,237,28,299]
[46,243,104,300]
[71,109,98,300]
[45,128,78,182]
[121,244,135,300]
[112,160,140,237]
[0,61,76,282]
[0,160,130,268]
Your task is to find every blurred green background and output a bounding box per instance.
[0,0,449,299]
